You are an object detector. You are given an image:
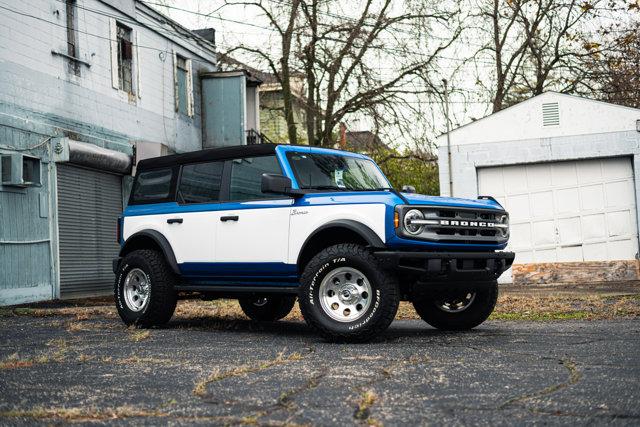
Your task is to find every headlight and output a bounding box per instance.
[403,209,424,235]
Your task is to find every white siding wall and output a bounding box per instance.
[0,0,217,153]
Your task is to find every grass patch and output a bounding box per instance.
[491,311,592,321]
[128,329,151,342]
[0,339,68,370]
[193,351,304,397]
[0,406,168,421]
[354,390,377,421]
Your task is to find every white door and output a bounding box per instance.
[213,155,292,275]
[214,201,292,264]
[478,157,639,266]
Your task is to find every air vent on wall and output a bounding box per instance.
[542,102,560,126]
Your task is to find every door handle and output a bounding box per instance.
[167,218,183,224]
[220,215,239,222]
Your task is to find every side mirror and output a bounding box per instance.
[261,173,303,198]
[401,185,416,193]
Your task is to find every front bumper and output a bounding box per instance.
[374,251,515,282]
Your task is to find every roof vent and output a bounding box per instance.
[542,102,560,126]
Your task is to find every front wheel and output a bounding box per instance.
[239,296,296,321]
[412,281,498,330]
[114,249,178,327]
[298,244,399,342]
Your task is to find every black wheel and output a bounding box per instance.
[114,249,178,327]
[239,296,296,321]
[412,281,498,330]
[298,244,399,343]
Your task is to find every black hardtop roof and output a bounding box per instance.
[137,144,281,170]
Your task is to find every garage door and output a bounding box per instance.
[478,157,638,263]
[57,165,123,298]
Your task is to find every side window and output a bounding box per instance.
[178,161,223,204]
[229,155,282,201]
[130,168,172,204]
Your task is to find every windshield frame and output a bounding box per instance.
[284,150,392,192]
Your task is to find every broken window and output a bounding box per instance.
[65,0,80,76]
[116,23,134,94]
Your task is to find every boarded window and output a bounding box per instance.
[174,53,193,116]
[117,23,134,94]
[176,55,189,115]
[65,0,80,76]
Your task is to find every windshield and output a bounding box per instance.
[286,152,390,191]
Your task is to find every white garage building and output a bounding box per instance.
[436,92,640,284]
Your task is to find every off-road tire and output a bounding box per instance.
[298,244,399,342]
[114,249,178,327]
[239,296,296,321]
[412,281,498,330]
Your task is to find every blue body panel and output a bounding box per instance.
[122,146,508,284]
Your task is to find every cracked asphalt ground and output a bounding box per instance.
[0,302,639,425]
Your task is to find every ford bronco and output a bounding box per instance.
[114,144,514,342]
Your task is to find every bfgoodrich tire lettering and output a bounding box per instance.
[412,281,498,330]
[114,249,178,327]
[299,244,399,342]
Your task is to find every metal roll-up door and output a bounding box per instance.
[57,164,123,298]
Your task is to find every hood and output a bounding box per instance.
[400,193,504,210]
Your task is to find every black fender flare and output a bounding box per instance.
[297,219,385,265]
[119,230,180,275]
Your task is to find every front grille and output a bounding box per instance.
[397,205,509,244]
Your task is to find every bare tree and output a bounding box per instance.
[470,0,618,112]
[582,18,640,108]
[221,0,461,147]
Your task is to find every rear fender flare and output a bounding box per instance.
[119,230,180,275]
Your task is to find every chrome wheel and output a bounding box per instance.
[319,267,372,322]
[123,268,150,312]
[435,292,476,313]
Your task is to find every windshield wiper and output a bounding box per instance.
[305,185,348,191]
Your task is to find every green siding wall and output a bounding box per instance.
[0,124,54,306]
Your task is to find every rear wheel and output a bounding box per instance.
[114,249,178,327]
[299,244,399,342]
[239,296,296,321]
[412,281,498,330]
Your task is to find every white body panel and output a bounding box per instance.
[123,202,387,267]
[215,202,292,263]
[287,203,387,264]
[478,157,638,264]
[123,212,217,263]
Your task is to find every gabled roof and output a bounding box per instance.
[436,92,640,147]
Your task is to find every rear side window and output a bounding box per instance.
[178,161,223,204]
[229,155,282,201]
[130,168,173,204]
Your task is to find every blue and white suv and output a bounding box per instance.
[114,144,514,342]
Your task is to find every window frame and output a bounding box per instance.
[110,18,139,98]
[221,154,287,203]
[176,160,225,205]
